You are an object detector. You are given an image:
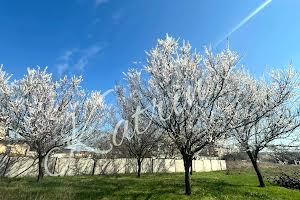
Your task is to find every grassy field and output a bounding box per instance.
[0,168,299,200]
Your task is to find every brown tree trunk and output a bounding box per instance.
[92,159,97,175]
[137,159,142,178]
[246,151,265,187]
[2,156,10,177]
[37,155,44,182]
[190,158,193,175]
[183,155,192,195]
[53,157,58,174]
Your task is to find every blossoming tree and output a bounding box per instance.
[116,83,162,177]
[231,68,300,187]
[0,66,11,129]
[5,67,106,182]
[118,35,249,195]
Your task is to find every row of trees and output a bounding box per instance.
[114,36,300,194]
[0,35,300,195]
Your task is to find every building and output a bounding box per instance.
[0,123,32,156]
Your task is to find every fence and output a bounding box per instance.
[0,156,226,177]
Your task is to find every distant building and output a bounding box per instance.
[196,140,239,158]
[0,122,33,156]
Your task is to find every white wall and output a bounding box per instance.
[0,157,226,177]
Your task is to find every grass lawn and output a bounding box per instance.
[0,169,299,200]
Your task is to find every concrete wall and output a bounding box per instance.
[0,156,226,177]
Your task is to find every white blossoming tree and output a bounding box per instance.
[119,35,249,195]
[6,67,106,182]
[0,65,11,129]
[115,84,162,177]
[231,68,300,187]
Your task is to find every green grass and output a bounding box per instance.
[0,170,299,200]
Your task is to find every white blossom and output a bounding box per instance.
[3,67,106,181]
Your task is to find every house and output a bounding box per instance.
[0,122,32,156]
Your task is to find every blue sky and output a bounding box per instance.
[1,0,300,93]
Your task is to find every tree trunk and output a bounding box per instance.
[137,159,142,178]
[183,155,192,195]
[2,156,10,177]
[53,157,58,174]
[190,158,193,175]
[246,151,265,187]
[92,159,97,175]
[37,155,44,182]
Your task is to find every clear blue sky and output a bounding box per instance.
[1,0,299,93]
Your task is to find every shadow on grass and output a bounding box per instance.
[0,172,299,200]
